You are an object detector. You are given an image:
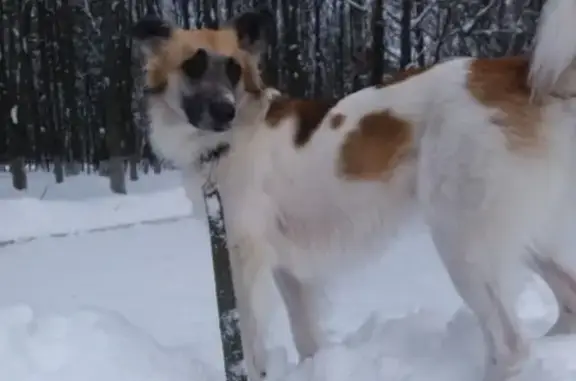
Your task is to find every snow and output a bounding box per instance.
[0,170,575,381]
[0,305,219,381]
[10,105,18,124]
[0,171,190,243]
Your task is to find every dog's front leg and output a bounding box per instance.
[182,166,209,220]
[272,267,330,361]
[228,235,283,381]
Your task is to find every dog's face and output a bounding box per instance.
[132,9,273,133]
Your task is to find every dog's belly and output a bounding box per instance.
[273,202,362,248]
[267,181,417,278]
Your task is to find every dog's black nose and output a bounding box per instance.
[209,101,236,123]
[182,96,203,126]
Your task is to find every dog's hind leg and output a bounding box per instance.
[529,208,576,337]
[428,219,529,381]
[527,193,576,336]
[419,146,536,380]
[530,252,576,336]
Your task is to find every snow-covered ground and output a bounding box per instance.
[0,170,575,381]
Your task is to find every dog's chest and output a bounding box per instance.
[149,125,204,168]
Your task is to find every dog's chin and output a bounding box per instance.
[191,121,232,134]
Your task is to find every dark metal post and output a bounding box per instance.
[203,182,247,381]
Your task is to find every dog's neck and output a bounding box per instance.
[198,142,231,165]
[185,141,231,195]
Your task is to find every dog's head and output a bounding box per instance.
[132,9,273,135]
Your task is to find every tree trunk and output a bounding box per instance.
[54,156,64,183]
[371,0,385,84]
[108,157,126,194]
[10,157,27,190]
[400,0,413,69]
[129,155,139,181]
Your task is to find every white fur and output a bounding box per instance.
[144,3,576,378]
[529,0,576,98]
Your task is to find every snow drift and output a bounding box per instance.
[0,304,575,381]
[0,305,218,381]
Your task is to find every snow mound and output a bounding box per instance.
[3,303,572,381]
[512,336,576,381]
[268,309,576,381]
[0,305,217,381]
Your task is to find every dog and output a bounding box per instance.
[132,1,576,380]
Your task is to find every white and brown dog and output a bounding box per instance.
[132,1,576,380]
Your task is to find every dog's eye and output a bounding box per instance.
[182,49,208,80]
[226,58,242,86]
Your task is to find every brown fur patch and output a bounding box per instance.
[330,113,345,129]
[265,97,337,147]
[340,110,413,180]
[145,28,263,95]
[467,56,542,151]
[264,95,293,125]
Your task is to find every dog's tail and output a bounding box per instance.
[529,0,576,98]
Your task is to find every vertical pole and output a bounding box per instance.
[203,183,247,381]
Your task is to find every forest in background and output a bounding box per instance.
[0,0,545,193]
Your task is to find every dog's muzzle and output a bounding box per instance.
[182,95,235,132]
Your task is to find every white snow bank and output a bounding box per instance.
[0,170,194,242]
[0,305,218,381]
[0,188,192,242]
[267,309,576,381]
[0,170,182,201]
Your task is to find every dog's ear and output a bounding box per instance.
[228,8,274,57]
[131,14,173,57]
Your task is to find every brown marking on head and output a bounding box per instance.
[265,97,337,147]
[132,10,274,133]
[467,56,543,152]
[142,27,264,95]
[377,66,430,88]
[339,110,413,180]
[330,113,345,129]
